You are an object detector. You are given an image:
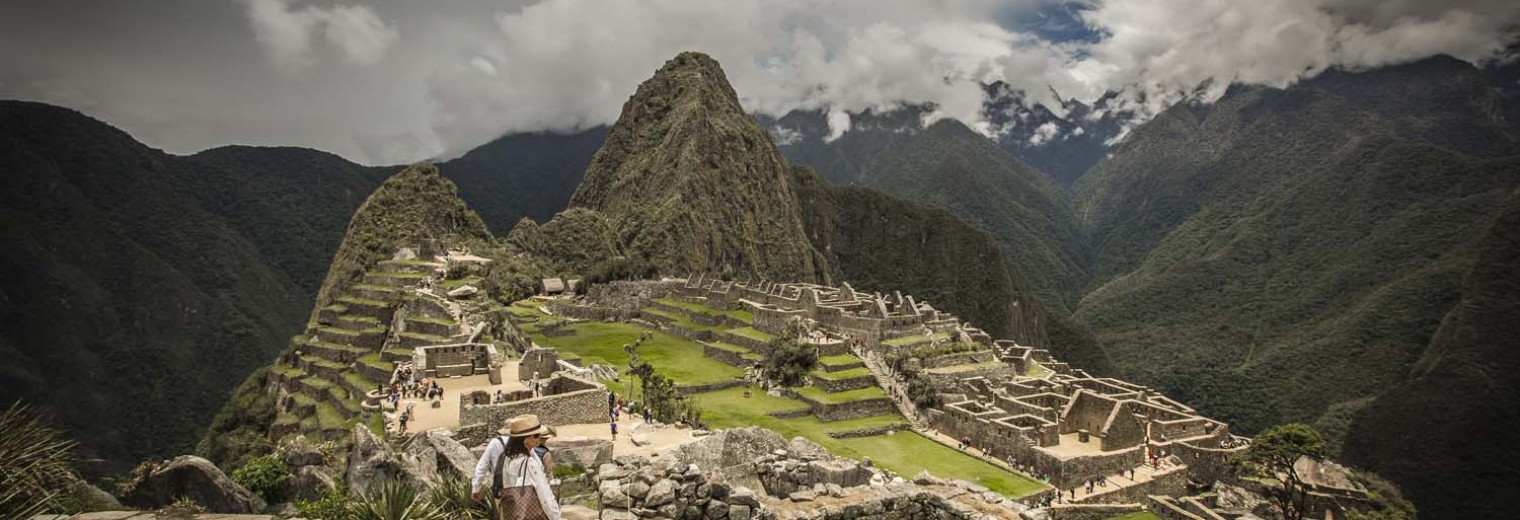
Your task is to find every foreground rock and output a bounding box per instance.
[597,427,1029,519]
[118,455,266,514]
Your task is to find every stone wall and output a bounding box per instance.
[551,303,639,322]
[702,343,756,368]
[1168,436,1246,486]
[808,373,878,393]
[920,351,996,370]
[1078,465,1189,505]
[458,379,608,432]
[788,391,895,422]
[675,380,744,395]
[752,306,806,336]
[1045,503,1146,520]
[1046,446,1146,490]
[518,348,559,381]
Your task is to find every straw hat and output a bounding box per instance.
[499,414,556,437]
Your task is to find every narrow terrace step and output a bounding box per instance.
[403,315,455,337]
[396,330,452,348]
[299,355,349,382]
[337,295,396,322]
[317,304,348,325]
[302,340,370,364]
[381,347,415,363]
[352,283,401,301]
[315,325,385,349]
[285,393,318,419]
[334,314,383,330]
[356,354,394,384]
[378,259,443,274]
[341,371,384,397]
[363,271,429,288]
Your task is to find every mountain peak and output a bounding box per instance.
[570,52,826,282]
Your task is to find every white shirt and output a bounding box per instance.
[471,436,561,520]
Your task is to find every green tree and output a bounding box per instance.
[1243,423,1328,520]
[761,318,817,387]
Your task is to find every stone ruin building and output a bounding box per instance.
[565,275,1382,519]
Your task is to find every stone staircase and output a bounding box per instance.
[855,345,930,430]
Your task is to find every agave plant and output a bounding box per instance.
[426,478,495,520]
[0,403,78,520]
[348,479,444,520]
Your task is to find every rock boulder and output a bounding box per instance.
[119,456,266,514]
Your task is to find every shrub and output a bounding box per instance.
[0,402,80,520]
[294,485,351,520]
[348,479,443,520]
[231,453,288,503]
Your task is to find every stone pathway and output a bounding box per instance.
[853,346,928,430]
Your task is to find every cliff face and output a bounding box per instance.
[788,164,1110,370]
[570,52,826,282]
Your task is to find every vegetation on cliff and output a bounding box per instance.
[773,108,1090,311]
[0,101,325,469]
[570,52,826,282]
[1341,189,1520,520]
[1072,56,1520,516]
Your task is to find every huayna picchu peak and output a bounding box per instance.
[570,52,828,283]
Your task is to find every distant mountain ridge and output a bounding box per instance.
[1072,55,1520,520]
[0,101,385,469]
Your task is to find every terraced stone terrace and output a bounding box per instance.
[267,252,512,442]
[511,292,1050,499]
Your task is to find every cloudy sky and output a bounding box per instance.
[1,0,1516,165]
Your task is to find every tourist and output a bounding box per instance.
[610,420,618,440]
[471,414,562,520]
[643,407,652,423]
[399,411,409,433]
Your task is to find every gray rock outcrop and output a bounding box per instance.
[119,455,266,514]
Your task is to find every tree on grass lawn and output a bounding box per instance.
[762,317,817,387]
[1242,423,1328,520]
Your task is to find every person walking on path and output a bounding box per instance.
[472,415,562,520]
[610,420,618,441]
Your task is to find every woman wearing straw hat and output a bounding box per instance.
[471,414,561,520]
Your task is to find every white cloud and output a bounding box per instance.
[1028,121,1060,145]
[419,0,1519,158]
[241,0,399,75]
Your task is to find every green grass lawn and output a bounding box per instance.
[1025,361,1053,379]
[694,387,1042,498]
[883,332,950,347]
[642,308,723,331]
[1105,513,1162,520]
[812,367,874,380]
[925,361,1004,374]
[794,385,888,404]
[727,327,775,342]
[819,353,862,367]
[655,298,754,324]
[527,322,742,384]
